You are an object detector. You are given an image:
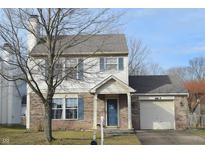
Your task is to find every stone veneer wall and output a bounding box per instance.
[29,93,129,131]
[174,96,189,129]
[131,95,140,130]
[29,93,44,131]
[131,95,189,130]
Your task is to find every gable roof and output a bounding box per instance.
[129,75,188,95]
[90,75,136,94]
[31,34,128,56]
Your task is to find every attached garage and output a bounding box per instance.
[129,75,189,130]
[139,99,175,129]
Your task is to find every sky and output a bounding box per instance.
[120,8,205,69]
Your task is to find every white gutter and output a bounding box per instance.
[133,92,189,96]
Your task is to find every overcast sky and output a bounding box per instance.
[121,8,205,69]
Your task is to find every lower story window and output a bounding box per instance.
[52,98,63,119]
[52,109,63,119]
[66,98,78,119]
[52,98,78,120]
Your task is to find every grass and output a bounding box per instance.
[190,128,205,138]
[0,125,140,145]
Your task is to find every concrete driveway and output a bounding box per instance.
[136,130,205,145]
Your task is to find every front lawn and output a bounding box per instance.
[0,125,140,145]
[190,128,205,138]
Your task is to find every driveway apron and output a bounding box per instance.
[136,130,205,145]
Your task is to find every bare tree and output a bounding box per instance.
[167,66,191,81]
[189,57,205,80]
[128,39,165,76]
[0,8,121,142]
[147,63,164,75]
[167,57,205,81]
[166,57,205,113]
[128,39,150,75]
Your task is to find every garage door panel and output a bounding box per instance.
[140,101,175,129]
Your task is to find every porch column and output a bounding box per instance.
[127,93,132,129]
[93,93,98,129]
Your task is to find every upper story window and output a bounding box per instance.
[65,58,84,80]
[54,62,63,79]
[44,58,84,81]
[44,60,63,80]
[100,57,124,72]
[65,59,78,80]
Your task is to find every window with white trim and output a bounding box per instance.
[65,98,78,119]
[65,58,78,80]
[44,60,63,80]
[52,98,63,119]
[100,57,124,71]
[65,58,84,80]
[106,57,118,71]
[52,98,79,120]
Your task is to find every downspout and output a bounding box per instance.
[14,81,22,98]
[0,62,2,123]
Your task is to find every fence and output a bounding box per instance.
[188,113,205,128]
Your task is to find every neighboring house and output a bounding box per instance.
[26,15,189,131]
[0,45,26,125]
[129,75,189,130]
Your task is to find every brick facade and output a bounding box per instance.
[131,95,188,130]
[30,93,44,131]
[29,93,129,131]
[29,92,188,130]
[119,94,128,129]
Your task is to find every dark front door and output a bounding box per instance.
[107,99,118,126]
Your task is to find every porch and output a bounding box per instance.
[90,75,135,130]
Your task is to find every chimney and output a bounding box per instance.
[3,43,12,49]
[2,43,12,62]
[27,15,39,52]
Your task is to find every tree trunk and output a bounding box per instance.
[44,101,53,142]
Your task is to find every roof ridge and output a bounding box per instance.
[129,75,169,77]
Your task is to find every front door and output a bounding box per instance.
[107,99,118,126]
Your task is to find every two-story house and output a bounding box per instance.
[26,15,135,131]
[26,15,189,131]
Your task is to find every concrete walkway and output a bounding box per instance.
[136,130,205,145]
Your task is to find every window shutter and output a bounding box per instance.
[78,96,84,120]
[78,59,84,80]
[100,57,105,71]
[118,57,124,70]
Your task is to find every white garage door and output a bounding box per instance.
[140,101,175,129]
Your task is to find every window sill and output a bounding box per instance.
[52,119,79,121]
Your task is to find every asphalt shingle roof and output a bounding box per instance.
[129,75,188,94]
[31,34,128,56]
